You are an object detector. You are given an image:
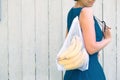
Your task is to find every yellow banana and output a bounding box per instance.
[64,52,86,70]
[57,35,84,70]
[58,36,83,65]
[65,36,82,59]
[58,51,79,65]
[58,50,82,65]
[76,52,86,68]
[58,36,76,60]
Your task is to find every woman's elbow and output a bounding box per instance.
[85,45,97,55]
[86,49,95,55]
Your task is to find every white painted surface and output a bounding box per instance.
[0,0,8,80]
[117,0,120,79]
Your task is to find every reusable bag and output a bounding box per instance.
[56,16,89,71]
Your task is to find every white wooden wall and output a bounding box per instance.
[0,0,119,80]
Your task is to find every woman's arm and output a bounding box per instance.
[79,7,111,55]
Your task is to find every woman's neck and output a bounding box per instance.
[74,1,83,8]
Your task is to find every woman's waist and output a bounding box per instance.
[89,52,99,60]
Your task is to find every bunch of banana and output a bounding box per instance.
[63,49,87,70]
[57,35,86,70]
[58,36,82,60]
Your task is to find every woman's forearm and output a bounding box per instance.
[86,38,111,55]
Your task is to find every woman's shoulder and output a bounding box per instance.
[79,7,93,18]
[81,7,93,14]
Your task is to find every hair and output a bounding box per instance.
[74,0,78,1]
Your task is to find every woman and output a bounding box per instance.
[64,0,111,80]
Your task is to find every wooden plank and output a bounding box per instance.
[49,0,63,80]
[35,0,49,80]
[93,0,102,18]
[61,0,74,78]
[103,0,117,80]
[0,0,8,80]
[21,0,35,80]
[62,0,74,39]
[0,0,1,20]
[7,0,22,80]
[117,0,120,79]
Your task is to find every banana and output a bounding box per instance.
[65,36,82,59]
[76,52,86,68]
[58,36,83,65]
[64,52,86,70]
[58,50,81,65]
[58,36,76,60]
[58,35,84,70]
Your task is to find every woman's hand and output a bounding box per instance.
[103,26,112,41]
